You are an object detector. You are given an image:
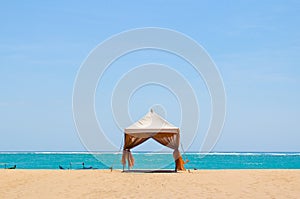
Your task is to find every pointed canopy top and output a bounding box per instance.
[125,110,179,134]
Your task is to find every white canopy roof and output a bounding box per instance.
[125,109,179,135]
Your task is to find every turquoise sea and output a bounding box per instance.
[1,152,300,170]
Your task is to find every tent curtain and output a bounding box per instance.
[153,133,186,171]
[152,133,179,150]
[121,149,135,167]
[121,133,182,169]
[124,134,150,149]
[173,149,186,171]
[121,134,150,167]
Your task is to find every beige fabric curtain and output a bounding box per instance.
[121,149,135,167]
[121,134,150,168]
[124,134,150,149]
[153,133,186,170]
[152,133,179,150]
[173,149,186,171]
[122,132,181,168]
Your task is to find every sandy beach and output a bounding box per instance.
[0,170,299,199]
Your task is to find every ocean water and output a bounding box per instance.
[0,152,300,170]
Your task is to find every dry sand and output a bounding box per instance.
[0,170,300,199]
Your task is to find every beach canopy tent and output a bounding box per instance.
[121,109,184,170]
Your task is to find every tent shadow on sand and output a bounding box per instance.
[122,169,176,173]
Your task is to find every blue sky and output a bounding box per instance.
[0,1,299,151]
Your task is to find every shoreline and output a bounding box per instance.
[1,169,300,198]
